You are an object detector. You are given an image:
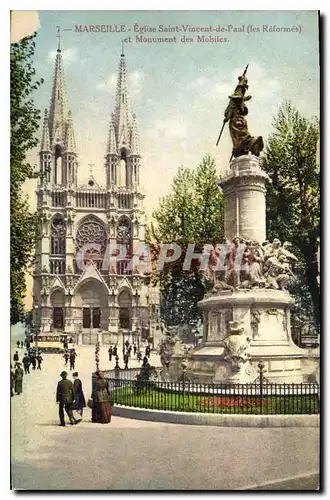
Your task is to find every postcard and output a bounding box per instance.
[10,10,320,491]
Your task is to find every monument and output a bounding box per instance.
[161,67,312,384]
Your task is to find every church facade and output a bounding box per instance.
[33,43,160,346]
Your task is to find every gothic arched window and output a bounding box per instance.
[116,216,132,275]
[75,216,107,272]
[55,144,62,185]
[119,148,129,187]
[50,215,66,274]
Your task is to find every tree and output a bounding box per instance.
[148,155,225,327]
[263,101,320,333]
[11,33,43,324]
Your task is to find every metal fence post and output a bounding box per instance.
[258,361,265,415]
[181,360,187,410]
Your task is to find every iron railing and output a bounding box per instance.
[101,367,162,380]
[105,377,319,415]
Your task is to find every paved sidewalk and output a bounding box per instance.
[11,339,319,490]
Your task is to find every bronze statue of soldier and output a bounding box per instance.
[216,65,264,159]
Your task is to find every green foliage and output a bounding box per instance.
[148,154,224,327]
[11,33,43,324]
[263,102,320,332]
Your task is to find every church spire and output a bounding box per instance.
[107,114,117,155]
[48,35,69,147]
[113,50,132,150]
[39,31,78,189]
[65,109,76,152]
[105,49,142,190]
[130,114,140,156]
[40,109,50,152]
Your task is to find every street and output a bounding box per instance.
[11,338,319,490]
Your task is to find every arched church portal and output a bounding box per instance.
[50,290,65,330]
[118,289,132,329]
[75,280,108,329]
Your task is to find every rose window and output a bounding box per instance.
[76,217,107,263]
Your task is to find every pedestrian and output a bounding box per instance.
[128,345,132,358]
[124,352,129,370]
[145,345,151,359]
[125,339,130,350]
[10,365,14,397]
[69,350,77,371]
[133,344,137,356]
[113,345,117,357]
[37,353,43,370]
[137,350,142,362]
[63,351,69,366]
[16,341,20,349]
[31,353,37,370]
[20,341,24,349]
[22,353,30,374]
[142,355,149,366]
[91,371,112,424]
[14,363,24,395]
[72,372,86,417]
[13,351,19,363]
[56,371,81,427]
[108,345,113,361]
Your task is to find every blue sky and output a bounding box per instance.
[23,10,319,217]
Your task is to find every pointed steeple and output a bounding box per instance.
[113,50,132,151]
[40,109,50,151]
[48,44,69,146]
[107,114,118,155]
[130,114,140,155]
[65,110,76,152]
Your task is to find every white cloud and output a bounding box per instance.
[146,118,188,141]
[47,47,77,66]
[97,70,146,94]
[209,82,233,98]
[96,73,117,91]
[187,76,209,90]
[129,70,146,95]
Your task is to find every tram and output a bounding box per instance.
[29,332,75,353]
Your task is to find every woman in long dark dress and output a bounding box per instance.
[91,371,112,424]
[73,372,86,417]
[10,365,14,397]
[14,363,24,395]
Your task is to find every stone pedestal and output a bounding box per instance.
[219,155,270,243]
[188,289,306,384]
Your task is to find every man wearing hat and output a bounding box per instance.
[56,371,81,427]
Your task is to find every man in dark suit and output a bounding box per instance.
[69,350,77,371]
[22,353,30,374]
[56,371,81,427]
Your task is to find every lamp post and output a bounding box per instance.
[181,359,187,401]
[258,360,265,414]
[34,304,39,351]
[95,341,100,372]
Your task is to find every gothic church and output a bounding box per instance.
[33,42,160,345]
